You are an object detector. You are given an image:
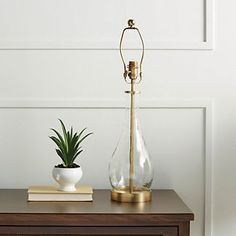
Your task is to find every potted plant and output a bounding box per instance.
[50,119,92,192]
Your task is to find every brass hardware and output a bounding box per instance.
[125,90,141,94]
[119,19,145,84]
[128,19,135,28]
[128,61,138,80]
[111,188,152,203]
[129,77,135,193]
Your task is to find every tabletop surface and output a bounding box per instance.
[0,189,193,216]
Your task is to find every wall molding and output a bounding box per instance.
[0,98,213,236]
[0,0,214,50]
[0,98,212,108]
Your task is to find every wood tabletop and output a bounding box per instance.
[0,189,193,217]
[0,189,194,235]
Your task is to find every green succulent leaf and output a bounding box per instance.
[77,128,87,140]
[77,132,93,146]
[59,119,68,149]
[70,127,73,139]
[55,149,67,165]
[50,129,67,153]
[49,136,66,157]
[71,150,83,163]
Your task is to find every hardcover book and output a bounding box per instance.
[28,185,93,202]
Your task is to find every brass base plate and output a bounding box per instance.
[111,189,152,203]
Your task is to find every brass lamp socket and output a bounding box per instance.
[128,61,139,80]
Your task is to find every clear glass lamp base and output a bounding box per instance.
[109,92,154,203]
[111,188,152,203]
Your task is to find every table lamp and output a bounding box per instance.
[109,19,154,203]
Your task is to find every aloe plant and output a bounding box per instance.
[50,119,92,168]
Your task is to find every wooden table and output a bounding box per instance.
[0,189,194,235]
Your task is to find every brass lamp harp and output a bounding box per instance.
[119,19,145,84]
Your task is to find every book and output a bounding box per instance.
[28,185,93,202]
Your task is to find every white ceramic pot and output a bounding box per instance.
[52,166,83,192]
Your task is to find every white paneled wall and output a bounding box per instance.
[0,0,236,236]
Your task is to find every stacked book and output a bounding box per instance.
[28,186,93,202]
